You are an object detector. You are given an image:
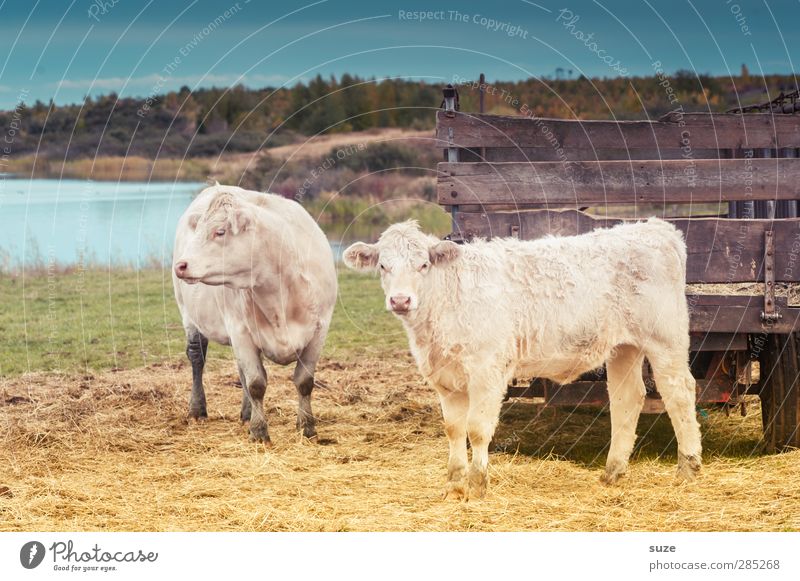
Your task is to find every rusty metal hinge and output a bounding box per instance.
[761,230,782,323]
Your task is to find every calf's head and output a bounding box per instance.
[343,221,461,316]
[174,192,256,288]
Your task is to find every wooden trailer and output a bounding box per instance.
[435,84,800,451]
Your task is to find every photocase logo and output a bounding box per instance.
[20,541,46,569]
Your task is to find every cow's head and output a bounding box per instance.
[173,191,256,288]
[342,220,462,316]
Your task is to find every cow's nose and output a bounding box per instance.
[390,295,411,312]
[174,261,188,277]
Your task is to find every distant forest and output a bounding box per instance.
[1,68,796,160]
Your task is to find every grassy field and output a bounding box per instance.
[1,269,799,531]
[0,269,405,376]
[5,155,211,182]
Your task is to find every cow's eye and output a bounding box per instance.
[419,262,430,272]
[379,264,387,272]
[215,228,226,238]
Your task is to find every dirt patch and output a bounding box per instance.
[1,358,798,531]
[208,128,432,181]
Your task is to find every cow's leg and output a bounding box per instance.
[465,371,505,499]
[234,337,271,444]
[186,327,209,420]
[292,334,325,439]
[238,364,251,423]
[436,387,469,500]
[602,345,646,484]
[647,347,702,482]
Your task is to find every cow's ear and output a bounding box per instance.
[231,209,251,234]
[429,240,461,265]
[343,242,379,271]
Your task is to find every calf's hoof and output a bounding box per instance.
[676,453,701,483]
[467,467,488,500]
[442,480,468,501]
[601,459,628,485]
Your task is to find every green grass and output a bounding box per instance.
[0,268,404,377]
[308,198,452,241]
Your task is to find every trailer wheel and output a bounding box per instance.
[760,333,800,452]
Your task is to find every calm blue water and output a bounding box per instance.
[0,178,203,268]
[0,178,347,268]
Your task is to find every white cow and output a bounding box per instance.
[172,184,337,443]
[344,219,701,499]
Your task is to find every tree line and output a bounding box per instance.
[1,67,795,160]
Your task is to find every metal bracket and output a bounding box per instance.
[442,84,460,235]
[761,230,782,323]
[441,84,459,118]
[444,232,468,244]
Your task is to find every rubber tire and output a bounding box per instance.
[760,333,800,452]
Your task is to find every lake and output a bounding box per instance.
[0,178,347,269]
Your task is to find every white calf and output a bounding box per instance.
[344,219,701,499]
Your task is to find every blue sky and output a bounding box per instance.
[0,0,797,109]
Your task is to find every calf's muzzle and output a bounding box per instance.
[390,295,412,313]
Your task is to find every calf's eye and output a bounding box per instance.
[215,228,226,237]
[419,262,430,272]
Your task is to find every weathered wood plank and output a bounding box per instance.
[453,210,800,283]
[436,110,800,150]
[437,158,800,206]
[506,376,735,407]
[457,146,725,163]
[688,296,800,333]
[690,333,748,351]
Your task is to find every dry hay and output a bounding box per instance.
[1,356,799,532]
[687,282,800,306]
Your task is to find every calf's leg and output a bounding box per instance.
[292,334,326,439]
[465,371,506,499]
[647,347,702,481]
[602,345,646,484]
[186,327,209,420]
[436,388,469,500]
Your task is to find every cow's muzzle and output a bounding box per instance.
[174,261,199,283]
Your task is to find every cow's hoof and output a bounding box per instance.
[600,459,627,485]
[467,467,488,500]
[675,453,701,483]
[442,480,467,501]
[188,408,208,421]
[297,417,317,439]
[249,422,271,445]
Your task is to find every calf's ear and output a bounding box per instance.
[429,240,462,265]
[343,242,379,271]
